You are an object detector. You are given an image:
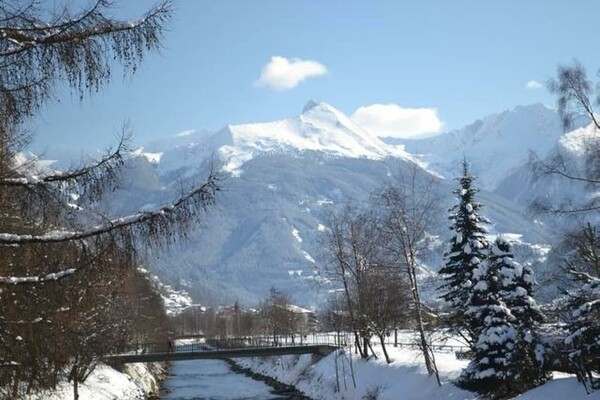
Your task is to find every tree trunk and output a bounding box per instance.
[367,340,378,359]
[407,261,440,386]
[362,335,369,359]
[334,350,340,393]
[379,334,391,364]
[72,363,79,400]
[26,367,37,394]
[354,331,364,358]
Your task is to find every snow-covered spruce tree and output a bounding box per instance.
[458,255,519,398]
[493,237,549,391]
[438,160,491,346]
[459,238,549,398]
[564,269,600,393]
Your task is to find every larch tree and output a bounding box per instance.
[0,1,219,398]
[438,159,491,347]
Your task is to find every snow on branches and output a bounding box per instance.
[0,268,76,284]
[459,237,548,397]
[438,160,491,342]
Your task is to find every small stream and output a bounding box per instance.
[160,359,292,400]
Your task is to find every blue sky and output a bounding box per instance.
[31,0,600,151]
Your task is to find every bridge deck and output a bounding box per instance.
[106,344,338,364]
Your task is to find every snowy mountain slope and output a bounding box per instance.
[495,122,600,221]
[114,153,422,305]
[398,104,586,191]
[114,152,551,306]
[47,102,566,306]
[144,128,213,154]
[98,104,552,306]
[490,122,600,299]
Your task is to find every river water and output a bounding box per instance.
[161,359,283,400]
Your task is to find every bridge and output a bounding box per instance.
[105,336,342,364]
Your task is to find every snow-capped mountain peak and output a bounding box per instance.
[298,101,378,144]
[216,101,410,176]
[301,99,321,113]
[299,100,356,128]
[401,103,584,190]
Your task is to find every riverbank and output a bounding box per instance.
[236,344,598,400]
[122,362,169,399]
[225,358,312,400]
[22,362,167,399]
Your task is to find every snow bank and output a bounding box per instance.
[238,343,600,400]
[23,362,165,400]
[237,345,471,400]
[123,362,166,396]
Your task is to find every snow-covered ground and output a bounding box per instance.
[237,340,600,400]
[23,363,163,400]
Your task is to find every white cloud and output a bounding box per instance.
[351,104,444,139]
[526,80,543,90]
[255,56,328,91]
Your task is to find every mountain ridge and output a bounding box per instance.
[39,101,581,306]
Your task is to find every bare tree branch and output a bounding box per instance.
[0,132,128,189]
[0,171,220,245]
[0,268,76,285]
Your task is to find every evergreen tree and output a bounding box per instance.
[494,238,544,326]
[493,238,549,392]
[438,160,490,344]
[458,256,519,398]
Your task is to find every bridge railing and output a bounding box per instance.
[205,333,348,350]
[116,332,477,361]
[119,333,347,356]
[121,333,473,355]
[120,341,210,355]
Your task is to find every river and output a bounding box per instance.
[161,359,287,400]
